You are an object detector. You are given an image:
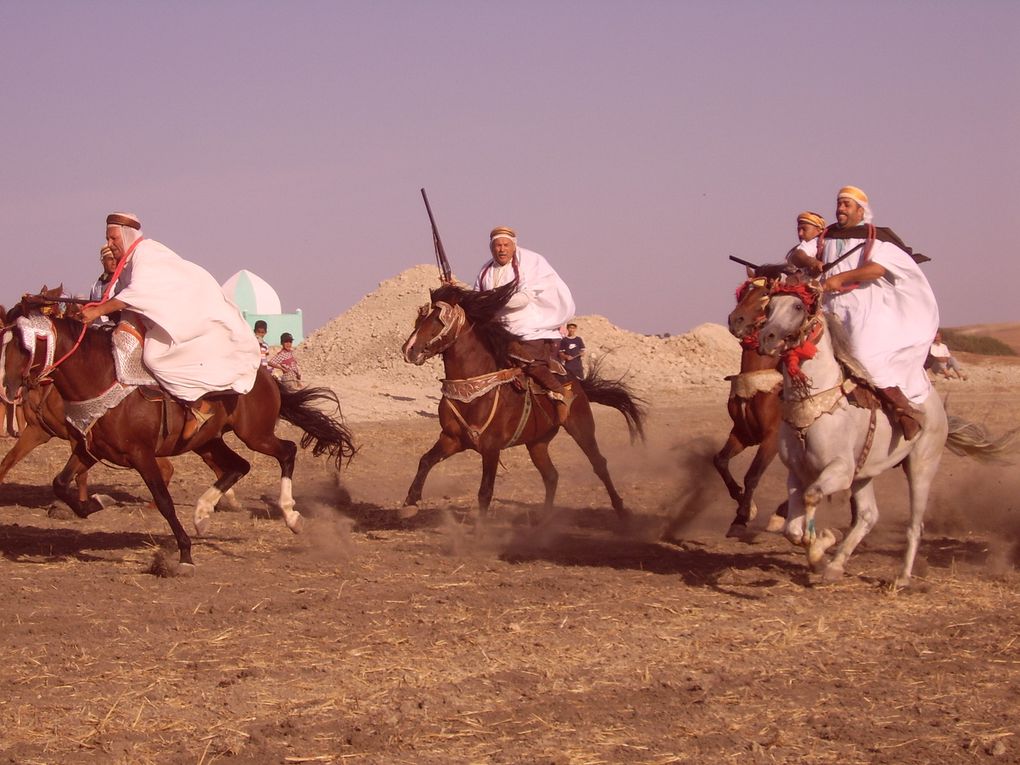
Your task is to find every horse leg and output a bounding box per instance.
[525,435,559,511]
[234,428,300,532]
[52,453,102,517]
[741,428,779,526]
[799,459,852,570]
[562,404,628,519]
[132,453,194,570]
[823,479,879,581]
[478,448,500,516]
[0,424,53,485]
[191,438,251,536]
[715,432,751,535]
[401,432,465,518]
[713,431,747,503]
[895,445,942,587]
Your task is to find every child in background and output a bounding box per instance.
[269,332,303,390]
[253,320,270,368]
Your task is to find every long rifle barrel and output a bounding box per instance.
[421,188,453,283]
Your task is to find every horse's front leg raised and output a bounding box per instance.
[801,458,852,571]
[401,431,464,518]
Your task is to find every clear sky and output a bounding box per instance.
[2,1,1017,335]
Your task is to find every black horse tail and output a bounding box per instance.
[277,384,357,469]
[578,357,647,443]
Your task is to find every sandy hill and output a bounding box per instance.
[948,322,1020,355]
[298,265,740,420]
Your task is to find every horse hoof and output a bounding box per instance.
[178,562,197,577]
[765,514,786,534]
[284,511,303,533]
[398,504,419,520]
[823,564,845,582]
[194,516,211,537]
[725,523,754,541]
[892,576,912,590]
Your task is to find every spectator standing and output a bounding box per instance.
[253,320,270,367]
[269,333,303,391]
[559,322,586,379]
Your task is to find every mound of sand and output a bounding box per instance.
[297,265,741,421]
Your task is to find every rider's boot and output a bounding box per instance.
[182,398,215,440]
[877,386,923,441]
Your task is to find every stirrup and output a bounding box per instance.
[182,403,214,440]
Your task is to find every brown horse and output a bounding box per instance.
[400,282,645,519]
[0,302,241,511]
[715,276,786,536]
[6,296,356,571]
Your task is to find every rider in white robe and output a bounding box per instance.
[473,226,576,423]
[82,213,260,410]
[473,244,575,340]
[819,187,939,438]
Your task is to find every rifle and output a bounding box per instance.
[420,188,453,283]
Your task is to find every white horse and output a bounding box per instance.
[758,284,1013,586]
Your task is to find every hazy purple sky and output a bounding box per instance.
[2,1,1017,335]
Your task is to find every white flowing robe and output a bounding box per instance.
[473,247,576,340]
[821,235,939,404]
[114,239,260,400]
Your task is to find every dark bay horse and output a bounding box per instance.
[715,276,786,536]
[0,303,241,510]
[7,297,356,572]
[400,282,645,520]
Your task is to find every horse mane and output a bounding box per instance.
[823,311,874,385]
[430,281,521,368]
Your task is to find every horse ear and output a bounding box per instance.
[0,305,6,323]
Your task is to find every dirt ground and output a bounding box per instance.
[0,380,1018,764]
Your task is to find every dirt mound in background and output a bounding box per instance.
[297,265,740,420]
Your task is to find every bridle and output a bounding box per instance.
[732,276,773,349]
[411,301,468,360]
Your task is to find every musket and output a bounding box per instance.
[728,255,759,270]
[420,188,453,283]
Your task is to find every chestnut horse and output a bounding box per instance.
[715,276,786,536]
[6,296,356,572]
[400,282,645,519]
[0,302,241,511]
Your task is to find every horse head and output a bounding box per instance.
[401,281,518,366]
[401,287,469,365]
[729,276,773,339]
[757,282,822,357]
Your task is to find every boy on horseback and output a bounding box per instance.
[81,212,261,440]
[473,226,576,425]
[817,187,940,440]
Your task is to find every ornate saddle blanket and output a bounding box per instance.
[442,368,523,403]
[725,369,783,400]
